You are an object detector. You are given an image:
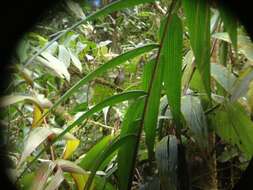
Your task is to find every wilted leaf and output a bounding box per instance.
[0,95,42,109]
[30,161,56,190]
[18,127,54,167]
[55,159,86,175]
[45,167,64,190]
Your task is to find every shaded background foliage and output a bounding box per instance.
[1,0,253,190]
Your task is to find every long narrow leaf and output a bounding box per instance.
[84,134,137,190]
[182,0,211,98]
[53,91,146,142]
[219,6,237,52]
[162,14,183,124]
[118,100,144,190]
[42,44,157,120]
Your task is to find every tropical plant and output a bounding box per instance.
[1,0,253,189]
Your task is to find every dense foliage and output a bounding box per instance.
[1,0,253,189]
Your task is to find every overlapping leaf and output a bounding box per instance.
[162,14,183,124]
[183,0,211,97]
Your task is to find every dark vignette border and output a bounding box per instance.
[0,0,252,189]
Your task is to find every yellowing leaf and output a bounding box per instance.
[62,139,80,159]
[32,105,43,128]
[72,174,90,190]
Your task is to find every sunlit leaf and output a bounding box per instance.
[32,105,43,128]
[25,0,157,66]
[62,139,80,160]
[58,45,71,67]
[69,48,83,72]
[0,95,42,109]
[66,0,85,19]
[37,52,70,81]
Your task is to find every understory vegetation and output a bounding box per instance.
[1,0,253,189]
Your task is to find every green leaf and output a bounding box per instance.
[219,6,237,52]
[54,90,146,149]
[77,135,113,170]
[45,44,157,117]
[181,96,208,149]
[118,99,144,190]
[84,134,137,190]
[182,0,211,98]
[142,59,155,92]
[72,174,115,190]
[162,14,183,124]
[213,103,253,158]
[143,59,163,156]
[25,0,157,66]
[211,63,236,93]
